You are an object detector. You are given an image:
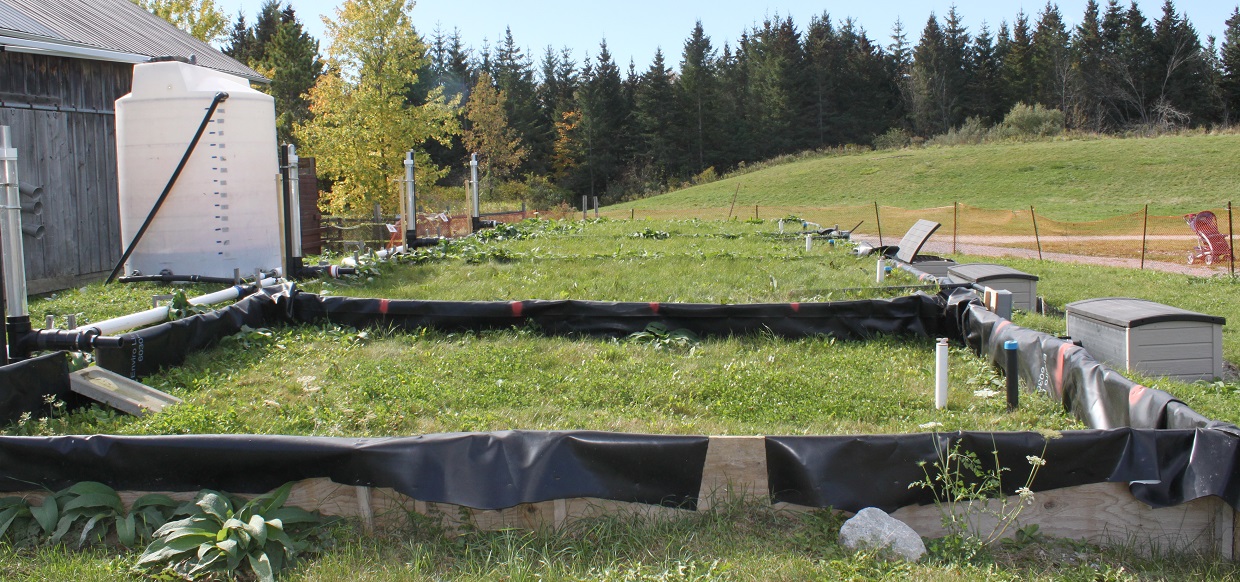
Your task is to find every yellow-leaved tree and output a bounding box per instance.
[464,71,526,197]
[296,0,458,215]
[132,0,228,44]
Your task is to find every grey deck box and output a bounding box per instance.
[947,263,1039,311]
[1065,298,1225,381]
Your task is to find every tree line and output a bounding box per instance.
[154,0,1240,212]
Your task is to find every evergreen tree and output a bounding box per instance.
[1031,2,1072,113]
[1151,0,1216,124]
[968,23,1006,122]
[257,5,323,145]
[1073,0,1107,128]
[1003,11,1035,108]
[676,22,719,175]
[888,18,914,130]
[1222,8,1240,122]
[633,48,678,179]
[910,13,951,134]
[492,29,543,173]
[575,41,629,199]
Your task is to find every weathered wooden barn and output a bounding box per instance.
[0,0,264,293]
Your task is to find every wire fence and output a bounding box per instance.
[321,207,530,253]
[600,202,1237,275]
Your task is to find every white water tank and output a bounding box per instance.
[116,61,282,278]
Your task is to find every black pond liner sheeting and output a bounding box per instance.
[766,428,1240,512]
[0,431,709,511]
[0,351,81,424]
[4,286,1240,513]
[91,289,952,380]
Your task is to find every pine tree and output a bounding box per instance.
[1222,8,1240,122]
[296,0,459,214]
[1073,0,1107,129]
[1031,2,1072,113]
[969,23,1006,122]
[492,29,543,174]
[1003,11,1035,108]
[256,5,323,145]
[676,22,719,175]
[574,41,628,199]
[633,48,678,180]
[1151,0,1216,124]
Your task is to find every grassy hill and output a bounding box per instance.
[613,134,1240,222]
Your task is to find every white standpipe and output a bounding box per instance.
[876,258,886,282]
[935,337,949,409]
[76,277,279,336]
[403,150,415,247]
[286,145,303,260]
[804,234,812,252]
[778,219,785,234]
[469,153,480,224]
[0,126,27,320]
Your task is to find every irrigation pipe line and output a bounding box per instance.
[75,277,280,337]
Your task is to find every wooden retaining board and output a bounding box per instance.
[1067,298,1225,381]
[5,436,1234,558]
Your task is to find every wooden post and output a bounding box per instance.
[727,184,740,219]
[630,208,634,220]
[1031,205,1043,261]
[754,205,758,220]
[953,201,958,254]
[1141,204,1149,270]
[874,201,883,246]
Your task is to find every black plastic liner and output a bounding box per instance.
[767,428,1240,512]
[944,289,1232,432]
[0,352,76,424]
[286,292,951,340]
[96,292,280,379]
[93,290,952,380]
[0,431,709,510]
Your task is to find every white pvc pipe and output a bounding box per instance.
[935,338,949,409]
[778,219,785,234]
[287,145,303,258]
[0,126,28,318]
[340,245,405,267]
[804,234,812,252]
[469,153,479,219]
[77,277,279,336]
[876,258,886,282]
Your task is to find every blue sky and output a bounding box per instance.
[219,0,1235,70]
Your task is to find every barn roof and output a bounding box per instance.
[0,0,267,83]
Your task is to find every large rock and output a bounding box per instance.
[838,507,926,562]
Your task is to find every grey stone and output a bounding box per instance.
[838,507,926,562]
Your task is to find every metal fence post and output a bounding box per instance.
[953,201,958,254]
[874,201,883,247]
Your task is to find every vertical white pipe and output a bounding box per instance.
[286,145,303,258]
[403,150,415,244]
[804,234,812,252]
[935,337,949,409]
[0,126,28,318]
[469,153,479,219]
[876,258,886,283]
[778,219,784,233]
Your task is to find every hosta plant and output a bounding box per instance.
[133,482,328,582]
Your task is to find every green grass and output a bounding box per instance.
[612,134,1240,222]
[3,505,1237,581]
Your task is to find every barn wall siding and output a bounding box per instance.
[0,52,131,294]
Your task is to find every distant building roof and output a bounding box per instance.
[0,0,267,83]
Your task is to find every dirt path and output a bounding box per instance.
[850,234,1232,277]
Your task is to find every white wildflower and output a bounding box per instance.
[918,421,943,429]
[974,388,1000,398]
[1026,455,1046,467]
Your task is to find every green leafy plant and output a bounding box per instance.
[168,291,213,320]
[910,434,1054,554]
[627,323,699,352]
[7,482,176,549]
[133,482,330,582]
[630,228,670,240]
[221,325,278,350]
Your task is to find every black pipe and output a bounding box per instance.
[5,315,30,363]
[1005,340,1019,411]
[0,251,6,366]
[106,92,229,283]
[31,329,129,351]
[295,265,357,279]
[117,274,251,285]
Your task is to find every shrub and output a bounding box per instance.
[996,103,1064,140]
[873,128,912,150]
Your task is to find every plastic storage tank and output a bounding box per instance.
[116,61,281,279]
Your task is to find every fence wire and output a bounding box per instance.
[601,202,1236,275]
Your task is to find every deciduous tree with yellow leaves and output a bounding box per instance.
[464,71,526,197]
[296,0,458,215]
